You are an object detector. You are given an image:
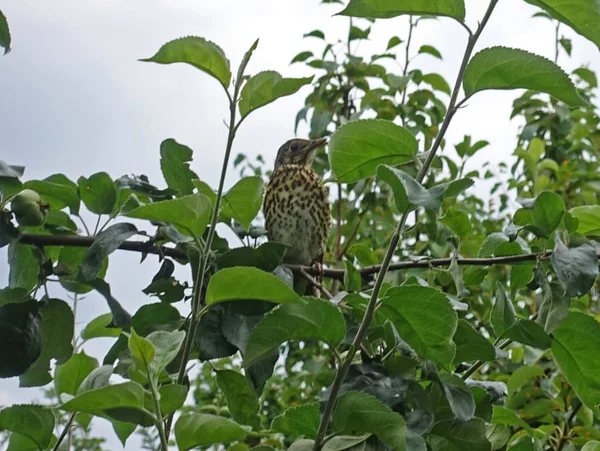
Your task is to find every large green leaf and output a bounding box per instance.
[551,234,598,298]
[328,119,418,183]
[78,172,117,215]
[271,403,320,439]
[80,313,122,340]
[244,297,346,367]
[239,71,313,118]
[175,413,247,451]
[338,0,466,22]
[380,286,457,366]
[61,381,145,412]
[221,176,265,230]
[216,369,260,429]
[426,418,490,451]
[0,405,54,450]
[141,36,231,89]
[453,319,495,363]
[8,244,38,291]
[463,47,586,106]
[525,0,600,50]
[491,284,516,338]
[205,267,302,306]
[513,191,565,238]
[570,205,600,235]
[124,193,211,238]
[54,352,98,396]
[332,392,406,451]
[552,312,600,408]
[159,139,199,196]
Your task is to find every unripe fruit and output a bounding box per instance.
[10,189,48,227]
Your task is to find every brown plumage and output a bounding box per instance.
[263,138,330,266]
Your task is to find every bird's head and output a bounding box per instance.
[274,138,327,170]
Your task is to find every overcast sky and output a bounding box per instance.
[1,0,599,449]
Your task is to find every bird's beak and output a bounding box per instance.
[301,138,327,154]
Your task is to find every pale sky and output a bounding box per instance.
[0,0,599,449]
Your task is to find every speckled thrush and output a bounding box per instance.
[263,138,330,270]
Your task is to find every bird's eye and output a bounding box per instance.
[291,144,299,152]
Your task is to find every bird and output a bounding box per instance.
[263,138,331,287]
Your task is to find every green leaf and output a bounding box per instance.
[570,205,600,235]
[419,45,442,59]
[217,242,288,272]
[239,71,313,118]
[338,0,466,22]
[524,0,600,50]
[141,36,231,89]
[175,413,247,451]
[380,286,457,366]
[491,284,516,338]
[463,47,586,106]
[145,329,185,374]
[54,352,98,396]
[492,405,532,434]
[513,191,565,238]
[158,384,187,416]
[24,174,80,215]
[332,392,406,451]
[78,172,117,215]
[272,403,319,439]
[440,208,471,239]
[216,369,260,429]
[538,282,570,333]
[0,10,10,54]
[423,73,451,95]
[0,405,54,450]
[159,139,199,196]
[291,51,313,64]
[206,267,302,306]
[8,244,38,291]
[349,25,371,41]
[124,193,211,238]
[582,442,600,451]
[453,319,495,363]
[221,176,265,230]
[439,374,475,423]
[87,279,131,329]
[244,297,346,368]
[61,381,145,412]
[81,313,122,340]
[551,234,598,297]
[552,312,600,408]
[504,320,551,350]
[20,298,74,387]
[80,223,137,281]
[426,418,490,451]
[112,420,136,447]
[128,329,156,369]
[328,119,418,183]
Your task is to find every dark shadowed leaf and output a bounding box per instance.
[217,242,288,272]
[159,139,199,196]
[538,282,570,333]
[338,0,466,21]
[491,284,516,338]
[80,223,137,281]
[239,71,313,118]
[88,279,132,330]
[78,172,117,215]
[206,267,302,305]
[329,119,418,183]
[216,369,260,429]
[0,405,54,450]
[8,244,38,291]
[380,286,457,366]
[0,300,42,378]
[332,391,406,451]
[244,297,345,367]
[426,418,490,451]
[463,47,586,106]
[19,298,74,387]
[272,403,320,439]
[0,11,10,54]
[175,413,247,451]
[194,306,237,361]
[439,374,475,422]
[453,319,495,363]
[141,36,232,88]
[552,312,600,408]
[551,234,598,297]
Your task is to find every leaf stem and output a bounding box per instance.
[52,413,76,451]
[147,365,169,451]
[312,3,500,449]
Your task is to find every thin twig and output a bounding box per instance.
[52,413,76,451]
[312,3,500,449]
[299,267,333,299]
[555,402,582,451]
